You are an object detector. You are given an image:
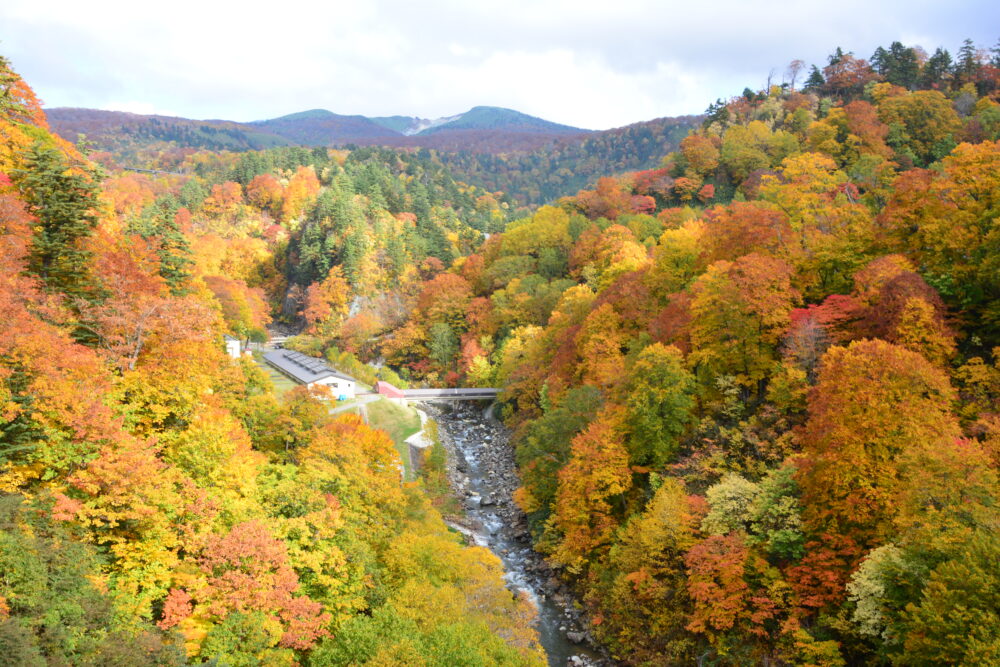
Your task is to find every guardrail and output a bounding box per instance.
[357,387,500,401]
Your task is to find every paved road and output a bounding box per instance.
[329,393,380,415]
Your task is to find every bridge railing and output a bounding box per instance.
[356,387,500,401]
[361,381,500,401]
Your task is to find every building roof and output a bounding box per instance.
[263,349,355,385]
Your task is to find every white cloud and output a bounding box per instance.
[2,0,998,128]
[413,50,711,128]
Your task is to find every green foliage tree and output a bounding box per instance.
[624,343,695,467]
[878,90,961,166]
[921,48,954,89]
[956,38,981,85]
[747,464,805,560]
[131,195,193,295]
[803,65,825,91]
[897,531,1000,665]
[701,474,760,535]
[428,321,459,369]
[689,254,796,401]
[514,385,603,526]
[12,143,100,299]
[0,496,183,665]
[199,612,290,667]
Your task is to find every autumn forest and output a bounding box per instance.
[1,35,1000,666]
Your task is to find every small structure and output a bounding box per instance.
[263,349,356,399]
[374,380,406,406]
[224,335,242,359]
[374,381,405,398]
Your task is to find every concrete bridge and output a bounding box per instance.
[124,166,187,176]
[357,382,499,402]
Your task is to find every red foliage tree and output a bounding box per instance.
[685,534,779,645]
[199,520,330,650]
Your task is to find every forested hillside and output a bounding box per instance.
[3,33,1000,667]
[46,108,296,153]
[48,107,697,207]
[353,39,1000,664]
[0,56,542,665]
[436,116,698,207]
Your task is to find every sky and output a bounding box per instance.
[2,0,998,130]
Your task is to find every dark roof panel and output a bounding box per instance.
[263,349,356,385]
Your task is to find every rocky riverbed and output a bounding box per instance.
[423,403,615,667]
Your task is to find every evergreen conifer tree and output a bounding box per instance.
[12,143,100,300]
[803,65,825,91]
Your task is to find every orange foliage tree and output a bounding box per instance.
[797,339,961,548]
[550,408,632,572]
[303,266,350,337]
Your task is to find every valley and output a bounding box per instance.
[429,403,607,666]
[1,30,999,667]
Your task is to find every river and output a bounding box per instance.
[425,403,612,667]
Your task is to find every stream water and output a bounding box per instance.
[428,404,610,667]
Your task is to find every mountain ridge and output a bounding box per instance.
[47,104,591,150]
[44,105,701,205]
[415,106,587,136]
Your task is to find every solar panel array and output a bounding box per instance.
[263,349,354,384]
[283,351,331,377]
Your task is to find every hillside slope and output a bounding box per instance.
[419,106,586,135]
[369,38,1000,665]
[249,108,400,144]
[47,104,587,152]
[1,54,546,666]
[436,115,700,205]
[47,106,698,205]
[47,107,294,152]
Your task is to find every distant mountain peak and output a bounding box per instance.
[249,109,398,143]
[352,107,588,139]
[262,108,338,122]
[415,106,586,136]
[46,103,603,155]
[468,105,513,113]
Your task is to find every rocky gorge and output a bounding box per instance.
[421,403,615,667]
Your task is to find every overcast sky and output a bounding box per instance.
[2,1,997,130]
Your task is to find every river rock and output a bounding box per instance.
[425,402,613,666]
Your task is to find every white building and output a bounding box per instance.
[224,335,242,359]
[263,349,356,400]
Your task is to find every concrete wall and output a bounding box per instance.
[405,407,432,476]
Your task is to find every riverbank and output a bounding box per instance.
[424,402,615,667]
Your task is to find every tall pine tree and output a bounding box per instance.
[12,143,100,300]
[132,195,193,295]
